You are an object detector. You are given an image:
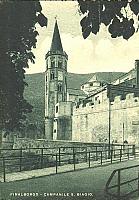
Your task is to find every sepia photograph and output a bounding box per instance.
[1,1,139,199]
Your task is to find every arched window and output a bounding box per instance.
[56,106,58,113]
[50,56,55,68]
[58,83,62,92]
[50,72,55,80]
[51,61,55,68]
[58,60,62,68]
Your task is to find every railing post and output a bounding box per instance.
[120,149,122,162]
[114,149,116,158]
[101,151,103,165]
[127,148,129,160]
[117,170,121,200]
[73,149,76,171]
[96,146,98,161]
[41,148,43,169]
[132,145,135,156]
[73,147,75,164]
[85,147,87,162]
[58,148,61,166]
[111,149,113,164]
[88,152,90,168]
[55,154,58,174]
[19,148,22,172]
[3,157,6,182]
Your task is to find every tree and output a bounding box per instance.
[0,1,47,135]
[78,0,139,40]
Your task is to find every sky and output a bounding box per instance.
[26,1,139,74]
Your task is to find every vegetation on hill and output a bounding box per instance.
[24,73,45,138]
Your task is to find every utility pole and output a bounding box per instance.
[108,97,111,158]
[123,122,125,145]
[108,85,111,159]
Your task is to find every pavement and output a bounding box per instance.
[1,156,139,200]
[0,159,100,182]
[0,156,134,182]
[0,157,133,182]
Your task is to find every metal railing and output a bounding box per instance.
[105,164,139,199]
[0,145,136,182]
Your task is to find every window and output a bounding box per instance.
[90,83,93,86]
[56,106,58,113]
[64,60,67,66]
[46,76,47,82]
[58,83,62,92]
[51,61,55,68]
[82,85,84,89]
[54,129,56,133]
[58,60,62,68]
[50,72,55,80]
[46,60,48,69]
[95,96,98,101]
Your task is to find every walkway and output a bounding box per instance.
[0,158,139,200]
[0,155,135,182]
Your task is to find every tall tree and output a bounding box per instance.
[78,0,139,40]
[0,1,47,135]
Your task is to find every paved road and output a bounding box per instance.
[0,159,139,200]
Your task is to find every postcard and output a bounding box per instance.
[0,1,139,200]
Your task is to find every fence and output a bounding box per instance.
[105,163,139,200]
[0,144,136,182]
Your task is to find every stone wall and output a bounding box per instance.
[13,138,121,153]
[72,98,109,143]
[72,93,139,144]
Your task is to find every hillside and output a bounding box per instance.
[24,73,45,129]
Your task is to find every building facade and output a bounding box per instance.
[45,21,139,145]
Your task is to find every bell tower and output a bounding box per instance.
[45,20,68,140]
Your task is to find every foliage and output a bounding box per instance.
[0,1,47,132]
[78,0,139,40]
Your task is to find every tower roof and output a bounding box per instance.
[50,20,63,52]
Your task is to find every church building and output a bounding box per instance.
[45,21,139,145]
